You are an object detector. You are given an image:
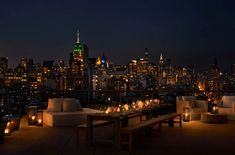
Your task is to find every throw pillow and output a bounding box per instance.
[182,96,196,108]
[214,100,223,107]
[47,98,63,112]
[222,96,235,108]
[63,98,82,112]
[74,99,82,110]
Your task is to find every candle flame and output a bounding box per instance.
[32,116,36,120]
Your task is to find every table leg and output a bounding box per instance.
[180,114,182,127]
[121,115,128,127]
[168,118,174,127]
[87,116,93,146]
[114,117,121,148]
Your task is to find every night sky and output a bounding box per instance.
[0,0,234,71]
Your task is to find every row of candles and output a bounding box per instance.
[101,99,160,114]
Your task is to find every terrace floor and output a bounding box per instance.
[1,116,235,155]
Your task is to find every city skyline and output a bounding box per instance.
[0,0,235,70]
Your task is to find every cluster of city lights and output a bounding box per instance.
[102,99,160,114]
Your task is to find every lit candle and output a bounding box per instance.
[213,106,216,111]
[117,107,120,112]
[7,122,11,127]
[32,116,36,120]
[38,119,42,124]
[123,104,129,111]
[4,128,10,134]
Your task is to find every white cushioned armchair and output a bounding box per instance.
[214,96,235,120]
[176,96,208,120]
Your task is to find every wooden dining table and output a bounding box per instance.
[87,112,142,148]
[87,103,173,148]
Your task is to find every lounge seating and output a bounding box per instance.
[214,96,235,120]
[176,96,208,120]
[43,98,100,127]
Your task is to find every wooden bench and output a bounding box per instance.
[120,113,182,151]
[78,112,142,145]
[76,120,112,144]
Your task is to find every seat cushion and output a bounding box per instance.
[43,108,100,127]
[63,98,81,112]
[182,96,196,108]
[222,96,235,108]
[47,98,63,112]
[214,100,223,107]
[191,107,205,113]
[219,107,232,114]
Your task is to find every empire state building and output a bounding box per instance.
[70,30,86,75]
[69,30,89,90]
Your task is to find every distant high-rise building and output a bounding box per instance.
[0,57,8,74]
[159,50,164,65]
[68,30,89,90]
[58,59,65,68]
[232,64,235,76]
[144,48,149,62]
[70,30,88,76]
[20,57,28,69]
[128,49,150,77]
[28,59,35,73]
[101,52,108,68]
[43,60,54,69]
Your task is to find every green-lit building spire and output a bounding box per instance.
[73,29,82,55]
[77,29,80,43]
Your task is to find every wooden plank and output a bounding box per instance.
[77,120,112,128]
[119,113,182,151]
[121,113,181,132]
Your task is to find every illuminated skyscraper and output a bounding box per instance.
[159,52,164,65]
[70,30,87,76]
[68,30,89,90]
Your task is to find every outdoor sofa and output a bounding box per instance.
[43,98,100,127]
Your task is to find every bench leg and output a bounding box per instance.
[129,133,133,151]
[168,118,174,127]
[120,132,133,151]
[77,127,79,144]
[87,117,93,146]
[159,123,162,135]
[179,115,182,127]
[77,128,88,145]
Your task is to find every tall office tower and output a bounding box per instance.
[101,52,107,68]
[70,30,88,76]
[0,57,8,74]
[157,50,168,86]
[20,57,28,69]
[232,64,235,76]
[68,30,89,90]
[158,51,166,74]
[144,48,149,62]
[159,51,164,65]
[140,48,149,74]
[28,59,35,73]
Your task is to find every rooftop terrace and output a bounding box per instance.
[1,116,235,155]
